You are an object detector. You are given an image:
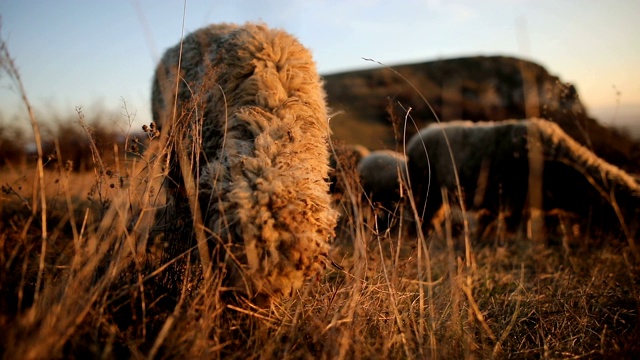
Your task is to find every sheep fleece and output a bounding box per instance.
[152,23,338,297]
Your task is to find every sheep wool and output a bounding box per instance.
[152,23,338,299]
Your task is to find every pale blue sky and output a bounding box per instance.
[1,0,639,130]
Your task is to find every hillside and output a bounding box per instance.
[324,55,640,173]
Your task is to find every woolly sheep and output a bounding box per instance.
[352,150,407,232]
[151,23,338,300]
[406,118,640,237]
[357,150,407,211]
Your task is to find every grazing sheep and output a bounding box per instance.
[152,23,338,300]
[406,118,640,239]
[358,150,407,212]
[354,150,408,232]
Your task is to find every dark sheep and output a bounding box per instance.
[406,118,640,239]
[356,150,408,231]
[357,150,407,211]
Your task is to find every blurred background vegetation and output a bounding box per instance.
[0,106,146,172]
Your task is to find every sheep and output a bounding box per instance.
[357,150,407,213]
[151,23,338,300]
[336,149,407,233]
[406,118,640,241]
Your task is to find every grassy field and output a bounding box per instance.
[1,143,639,359]
[1,28,639,360]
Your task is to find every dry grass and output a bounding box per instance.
[1,146,639,359]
